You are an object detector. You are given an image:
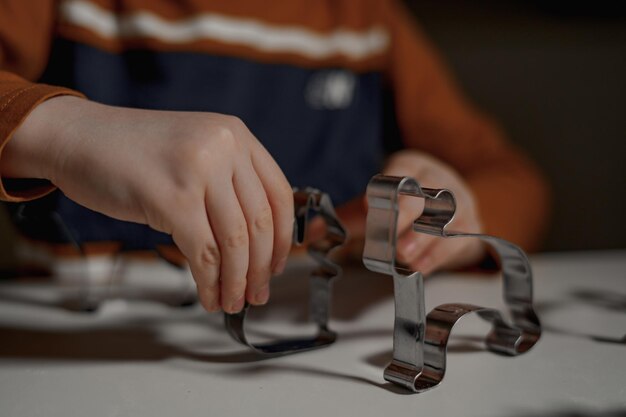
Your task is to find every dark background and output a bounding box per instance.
[1,1,625,266]
[405,0,626,251]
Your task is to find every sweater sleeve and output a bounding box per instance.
[381,1,551,251]
[0,1,85,202]
[0,72,85,202]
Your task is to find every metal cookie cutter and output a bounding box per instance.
[363,175,541,393]
[224,188,346,356]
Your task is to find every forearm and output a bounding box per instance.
[0,72,85,201]
[2,95,84,180]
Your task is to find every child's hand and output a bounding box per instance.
[4,96,294,313]
[337,150,485,275]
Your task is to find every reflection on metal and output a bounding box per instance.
[363,175,541,393]
[224,188,346,356]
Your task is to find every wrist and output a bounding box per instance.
[2,95,88,183]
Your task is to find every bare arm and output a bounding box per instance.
[1,95,294,313]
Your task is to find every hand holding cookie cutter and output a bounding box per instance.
[224,188,346,356]
[363,175,541,393]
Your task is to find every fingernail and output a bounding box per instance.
[229,294,245,313]
[272,257,288,275]
[254,285,270,305]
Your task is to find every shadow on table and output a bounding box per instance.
[0,314,393,361]
[0,261,397,371]
[203,361,413,394]
[5,262,624,394]
[0,311,230,361]
[0,261,515,367]
[505,409,626,417]
[536,288,626,314]
[0,265,404,392]
[0,262,394,322]
[0,324,197,361]
[0,317,410,393]
[0,289,197,313]
[241,262,395,323]
[363,333,487,369]
[535,288,626,345]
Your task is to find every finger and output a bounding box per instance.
[171,209,221,312]
[409,237,469,276]
[397,194,426,235]
[248,141,294,275]
[341,186,422,242]
[382,151,429,179]
[233,160,274,306]
[205,177,249,314]
[396,227,437,267]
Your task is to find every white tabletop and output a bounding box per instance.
[0,250,625,417]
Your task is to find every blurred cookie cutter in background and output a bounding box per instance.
[224,188,346,356]
[10,204,195,311]
[363,174,541,393]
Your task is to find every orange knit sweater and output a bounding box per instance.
[0,0,550,251]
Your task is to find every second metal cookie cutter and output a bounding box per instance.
[224,188,346,357]
[363,174,541,393]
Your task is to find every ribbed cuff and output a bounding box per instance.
[0,78,85,202]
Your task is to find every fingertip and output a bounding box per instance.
[412,251,441,276]
[197,286,221,312]
[272,256,288,275]
[396,238,418,262]
[249,284,270,306]
[225,294,245,314]
[245,266,272,306]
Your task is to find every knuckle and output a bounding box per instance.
[199,242,221,268]
[223,115,245,129]
[221,115,251,140]
[212,125,237,148]
[212,120,246,153]
[224,224,248,249]
[178,119,247,170]
[253,206,273,233]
